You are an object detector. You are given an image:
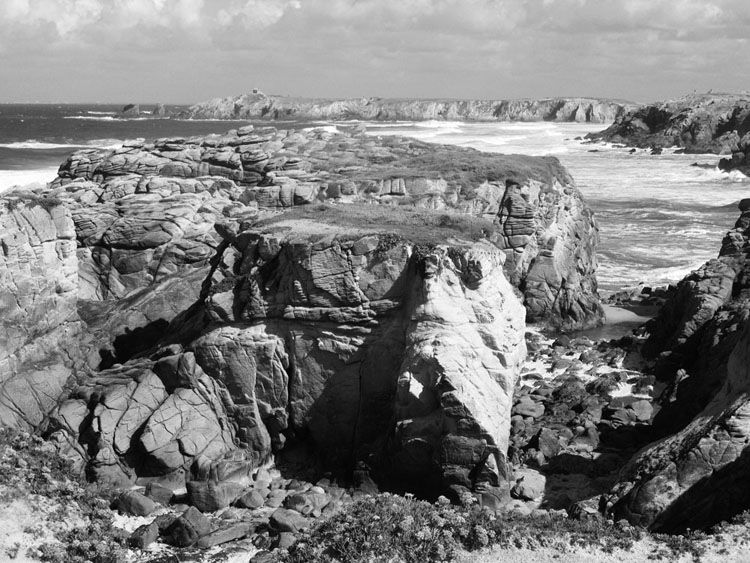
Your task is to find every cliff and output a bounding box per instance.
[179,92,633,123]
[605,199,750,531]
[587,93,750,153]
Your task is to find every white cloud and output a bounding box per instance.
[1,0,750,101]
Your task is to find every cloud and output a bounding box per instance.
[1,0,749,102]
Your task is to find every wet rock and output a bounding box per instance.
[129,521,159,549]
[187,480,247,512]
[195,522,254,549]
[145,482,174,505]
[165,506,213,547]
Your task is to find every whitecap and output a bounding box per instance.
[302,125,339,134]
[0,139,123,150]
[0,141,87,150]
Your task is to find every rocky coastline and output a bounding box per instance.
[3,119,750,561]
[586,93,750,154]
[179,91,633,123]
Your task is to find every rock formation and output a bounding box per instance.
[0,124,603,505]
[46,223,527,500]
[605,199,750,531]
[51,125,604,332]
[180,91,632,123]
[0,194,86,430]
[587,93,750,153]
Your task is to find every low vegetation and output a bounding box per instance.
[255,203,497,244]
[1,191,63,212]
[0,428,127,563]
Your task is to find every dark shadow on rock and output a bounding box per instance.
[98,319,170,370]
[625,445,750,533]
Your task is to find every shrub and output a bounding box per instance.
[283,493,644,563]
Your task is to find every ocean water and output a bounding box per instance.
[360,121,749,293]
[1,104,746,293]
[0,104,253,190]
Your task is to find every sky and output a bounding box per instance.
[0,0,749,104]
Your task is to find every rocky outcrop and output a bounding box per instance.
[605,199,750,531]
[45,224,527,499]
[637,199,750,433]
[0,194,85,430]
[180,91,632,123]
[587,93,750,153]
[185,225,527,499]
[719,134,750,175]
[1,124,601,502]
[46,353,237,485]
[52,125,603,332]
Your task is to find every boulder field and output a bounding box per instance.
[180,91,633,123]
[0,125,603,509]
[587,93,750,154]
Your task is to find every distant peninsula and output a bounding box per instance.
[178,90,635,123]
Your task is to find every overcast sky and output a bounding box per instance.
[1,0,748,104]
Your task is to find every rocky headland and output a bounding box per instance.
[4,119,750,561]
[587,93,750,154]
[179,91,633,123]
[0,124,611,558]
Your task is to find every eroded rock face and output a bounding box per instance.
[606,201,750,530]
[607,321,750,532]
[588,93,750,153]
[180,91,632,123]
[186,229,527,497]
[52,125,603,332]
[0,194,85,429]
[47,353,237,485]
[499,180,602,331]
[43,228,526,497]
[639,199,750,433]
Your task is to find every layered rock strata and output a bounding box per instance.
[588,93,750,153]
[180,91,632,123]
[52,125,603,331]
[605,199,750,531]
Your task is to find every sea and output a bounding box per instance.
[2,104,748,294]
